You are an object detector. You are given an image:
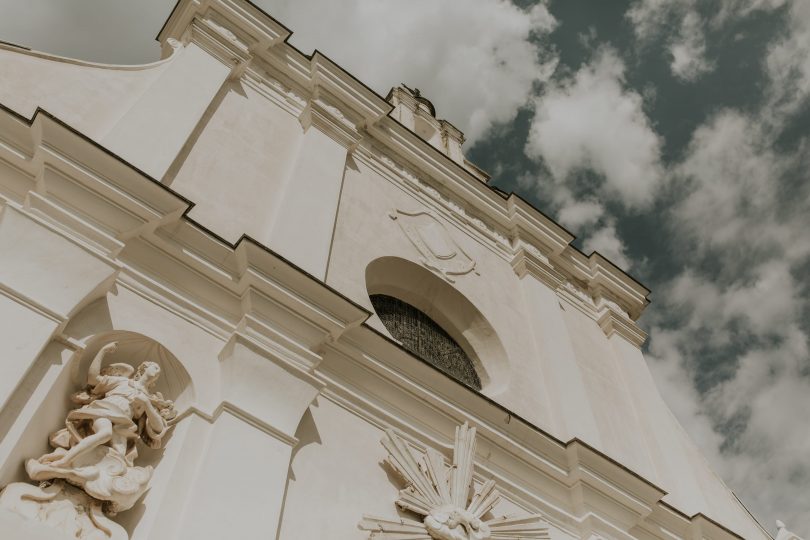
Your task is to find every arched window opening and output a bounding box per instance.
[370,294,481,390]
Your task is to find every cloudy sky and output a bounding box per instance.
[1,0,808,535]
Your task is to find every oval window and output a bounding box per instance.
[370,294,481,390]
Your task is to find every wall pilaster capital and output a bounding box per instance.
[511,246,565,290]
[298,96,364,149]
[188,11,254,71]
[597,307,648,348]
[217,331,326,440]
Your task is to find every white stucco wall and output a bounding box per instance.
[0,44,170,139]
[325,157,557,433]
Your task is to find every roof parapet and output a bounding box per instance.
[387,86,489,182]
[157,0,650,321]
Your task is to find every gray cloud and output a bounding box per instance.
[0,0,172,63]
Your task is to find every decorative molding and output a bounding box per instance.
[597,308,648,348]
[359,423,551,539]
[562,281,592,305]
[362,147,512,258]
[191,13,253,67]
[511,247,565,290]
[390,208,478,282]
[776,520,806,540]
[158,0,652,322]
[174,401,300,447]
[250,70,307,115]
[361,142,647,326]
[299,95,362,148]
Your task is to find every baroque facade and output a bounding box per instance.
[0,1,798,539]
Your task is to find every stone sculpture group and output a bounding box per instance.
[0,342,175,539]
[359,423,549,540]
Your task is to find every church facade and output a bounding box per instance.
[0,1,795,539]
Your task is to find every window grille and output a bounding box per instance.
[370,294,481,390]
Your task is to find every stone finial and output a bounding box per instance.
[387,86,467,166]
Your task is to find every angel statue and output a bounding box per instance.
[25,341,177,514]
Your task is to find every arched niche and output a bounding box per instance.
[69,331,194,534]
[365,256,509,395]
[61,294,220,413]
[73,331,194,412]
[1,295,203,538]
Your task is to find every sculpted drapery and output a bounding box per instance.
[26,341,177,514]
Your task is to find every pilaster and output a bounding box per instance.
[175,331,325,539]
[101,32,233,179]
[0,202,118,410]
[511,247,602,445]
[263,97,357,279]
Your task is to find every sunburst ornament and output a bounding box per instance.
[359,423,550,540]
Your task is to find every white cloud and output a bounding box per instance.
[626,0,788,82]
[261,0,558,143]
[626,0,678,41]
[649,315,810,534]
[674,109,810,266]
[722,261,800,336]
[652,81,810,534]
[650,254,810,533]
[764,0,810,121]
[676,111,779,252]
[525,47,663,209]
[637,6,810,525]
[557,199,604,230]
[626,0,713,81]
[583,224,631,269]
[646,329,726,460]
[665,262,800,344]
[669,9,714,81]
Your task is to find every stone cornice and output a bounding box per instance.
[188,10,253,71]
[157,0,651,322]
[0,106,370,360]
[322,327,749,540]
[298,94,363,148]
[511,247,565,290]
[597,308,649,349]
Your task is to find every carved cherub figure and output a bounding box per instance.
[26,341,176,513]
[424,505,491,540]
[359,424,550,540]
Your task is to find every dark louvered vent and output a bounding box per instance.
[370,294,481,390]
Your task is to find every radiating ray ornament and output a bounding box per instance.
[359,423,550,540]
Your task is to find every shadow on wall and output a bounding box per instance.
[365,256,510,395]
